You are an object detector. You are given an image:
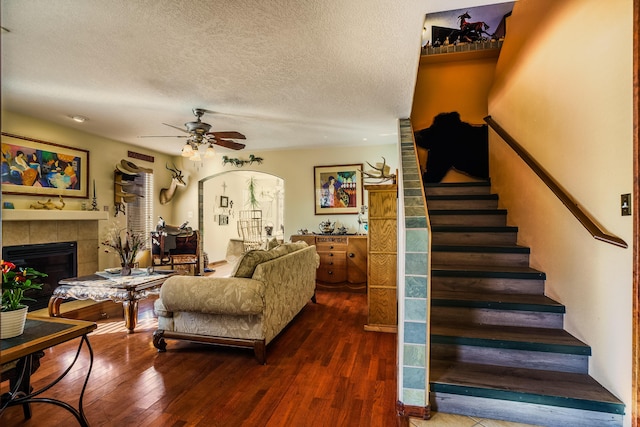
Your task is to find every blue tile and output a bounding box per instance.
[405,217,427,229]
[402,388,426,406]
[403,344,426,367]
[404,321,427,344]
[405,253,428,276]
[405,276,427,298]
[403,367,426,389]
[405,299,427,321]
[405,229,428,252]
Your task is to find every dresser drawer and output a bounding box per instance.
[317,252,347,283]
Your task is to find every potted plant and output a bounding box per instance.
[1,260,47,339]
[101,225,144,276]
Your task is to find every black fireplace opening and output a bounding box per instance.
[2,241,78,312]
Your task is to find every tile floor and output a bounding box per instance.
[411,413,542,427]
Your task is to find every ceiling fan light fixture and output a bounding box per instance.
[204,144,216,159]
[190,149,202,162]
[181,143,194,157]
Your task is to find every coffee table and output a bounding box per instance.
[49,270,175,333]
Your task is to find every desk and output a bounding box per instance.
[49,270,175,333]
[0,315,96,426]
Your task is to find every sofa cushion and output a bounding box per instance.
[232,240,308,278]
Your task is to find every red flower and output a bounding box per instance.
[1,260,16,274]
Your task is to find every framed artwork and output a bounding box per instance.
[314,164,363,215]
[219,215,229,226]
[1,132,89,198]
[220,195,229,208]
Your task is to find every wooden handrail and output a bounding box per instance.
[484,115,628,249]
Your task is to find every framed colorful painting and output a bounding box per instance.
[314,164,363,215]
[1,132,89,198]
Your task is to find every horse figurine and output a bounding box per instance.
[458,11,491,40]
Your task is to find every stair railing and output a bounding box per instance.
[484,115,627,249]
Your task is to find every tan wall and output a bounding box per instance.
[488,0,633,420]
[1,110,176,270]
[171,143,398,246]
[411,54,497,130]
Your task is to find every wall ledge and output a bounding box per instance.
[1,209,109,221]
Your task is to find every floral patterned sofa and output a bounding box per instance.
[153,241,318,364]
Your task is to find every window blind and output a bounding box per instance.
[127,172,153,248]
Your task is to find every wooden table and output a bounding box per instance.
[0,315,96,425]
[49,270,175,334]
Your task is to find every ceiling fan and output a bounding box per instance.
[140,108,246,160]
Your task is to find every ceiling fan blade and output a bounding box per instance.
[207,131,246,140]
[213,139,246,150]
[138,135,188,138]
[162,123,189,133]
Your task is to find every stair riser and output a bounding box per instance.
[431,276,545,294]
[432,307,563,329]
[427,199,498,210]
[429,215,507,226]
[432,231,517,245]
[430,343,588,373]
[432,252,530,267]
[425,186,491,196]
[430,392,623,427]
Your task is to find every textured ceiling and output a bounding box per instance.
[1,0,505,156]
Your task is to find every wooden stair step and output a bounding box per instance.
[431,225,518,245]
[430,360,625,416]
[431,244,531,267]
[431,291,564,328]
[424,181,492,196]
[431,264,546,280]
[427,194,499,210]
[431,323,591,355]
[432,291,564,313]
[429,209,507,226]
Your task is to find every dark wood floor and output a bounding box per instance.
[1,291,397,426]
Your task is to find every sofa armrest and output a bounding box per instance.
[159,275,265,316]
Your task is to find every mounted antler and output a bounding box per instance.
[361,157,396,184]
[159,163,187,205]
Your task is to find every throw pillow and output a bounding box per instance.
[266,237,279,250]
[232,249,277,278]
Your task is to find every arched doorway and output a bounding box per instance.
[199,170,284,267]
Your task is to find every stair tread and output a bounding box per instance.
[427,194,498,200]
[432,264,546,279]
[431,225,518,232]
[430,209,507,215]
[425,181,491,187]
[432,290,564,311]
[432,244,530,253]
[430,360,624,413]
[431,323,588,350]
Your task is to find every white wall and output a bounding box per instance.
[488,0,633,422]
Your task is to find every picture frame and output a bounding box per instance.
[219,195,229,208]
[1,132,89,198]
[314,163,363,215]
[218,214,229,226]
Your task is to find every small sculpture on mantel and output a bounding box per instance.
[29,195,65,210]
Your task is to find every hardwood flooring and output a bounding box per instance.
[1,291,398,426]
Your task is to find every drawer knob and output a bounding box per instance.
[329,262,334,265]
[348,253,355,258]
[330,245,334,249]
[328,271,333,275]
[329,253,333,257]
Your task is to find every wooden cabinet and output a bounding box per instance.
[365,184,397,332]
[291,235,367,292]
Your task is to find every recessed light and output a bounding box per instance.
[70,115,88,123]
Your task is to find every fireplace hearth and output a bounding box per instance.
[2,241,78,311]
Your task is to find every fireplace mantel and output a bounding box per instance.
[1,209,109,221]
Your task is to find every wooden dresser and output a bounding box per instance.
[291,235,367,292]
[364,184,397,332]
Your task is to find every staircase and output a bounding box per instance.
[425,181,625,427]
